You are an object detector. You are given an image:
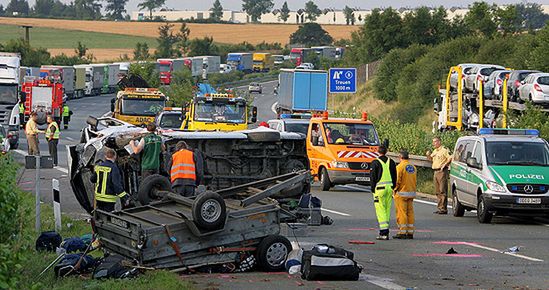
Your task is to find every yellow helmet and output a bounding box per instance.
[335,138,345,144]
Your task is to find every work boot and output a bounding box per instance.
[376,235,389,240]
[406,234,414,239]
[393,234,407,239]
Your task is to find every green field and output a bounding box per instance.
[0,24,156,49]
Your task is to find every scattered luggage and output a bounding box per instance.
[300,244,362,281]
[93,254,138,279]
[54,253,96,277]
[36,231,62,252]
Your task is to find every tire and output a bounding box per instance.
[192,191,227,231]
[137,174,171,205]
[319,167,331,191]
[283,159,306,174]
[247,131,280,142]
[452,190,465,217]
[277,159,308,198]
[477,195,493,224]
[256,235,292,272]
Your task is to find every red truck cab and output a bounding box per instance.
[157,59,173,85]
[290,48,313,66]
[21,78,64,125]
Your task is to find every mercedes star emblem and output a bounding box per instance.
[361,163,368,169]
[524,185,534,194]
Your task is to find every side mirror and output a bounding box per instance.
[383,138,389,149]
[433,97,439,113]
[466,157,481,169]
[520,81,525,85]
[110,98,115,112]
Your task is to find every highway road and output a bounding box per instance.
[13,79,549,288]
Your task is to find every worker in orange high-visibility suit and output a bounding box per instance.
[169,141,203,197]
[393,150,417,239]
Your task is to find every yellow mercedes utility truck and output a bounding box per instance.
[111,87,166,126]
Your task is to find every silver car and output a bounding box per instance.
[248,82,262,94]
[518,73,549,104]
[449,63,478,91]
[464,64,505,93]
[483,70,510,100]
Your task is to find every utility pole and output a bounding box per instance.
[20,25,33,44]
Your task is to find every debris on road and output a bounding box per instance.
[446,247,458,254]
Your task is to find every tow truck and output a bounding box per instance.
[180,83,257,131]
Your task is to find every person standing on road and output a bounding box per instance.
[170,141,203,197]
[19,101,25,128]
[393,150,417,240]
[25,112,43,156]
[91,147,129,212]
[62,104,71,129]
[45,115,60,166]
[130,123,165,179]
[370,145,397,240]
[426,137,452,214]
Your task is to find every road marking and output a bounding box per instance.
[413,199,453,209]
[321,207,351,216]
[55,167,69,174]
[433,241,544,262]
[66,137,75,141]
[271,102,278,114]
[412,253,483,258]
[360,274,407,290]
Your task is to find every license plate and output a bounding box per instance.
[355,177,370,182]
[517,198,541,204]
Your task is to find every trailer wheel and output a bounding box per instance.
[256,235,292,272]
[137,174,171,205]
[247,131,280,142]
[192,191,227,231]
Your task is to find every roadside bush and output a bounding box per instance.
[511,103,549,140]
[207,71,245,86]
[160,69,194,107]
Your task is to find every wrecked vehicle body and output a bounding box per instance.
[68,117,309,214]
[94,171,309,270]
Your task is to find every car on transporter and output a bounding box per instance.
[450,128,549,223]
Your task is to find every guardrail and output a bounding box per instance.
[219,75,278,88]
[387,152,432,168]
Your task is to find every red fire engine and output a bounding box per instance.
[21,78,64,125]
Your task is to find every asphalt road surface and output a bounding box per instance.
[13,80,549,288]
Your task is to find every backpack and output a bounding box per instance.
[301,244,361,281]
[93,254,138,279]
[61,237,88,253]
[54,253,96,277]
[36,231,62,252]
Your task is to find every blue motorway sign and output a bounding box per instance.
[329,68,357,93]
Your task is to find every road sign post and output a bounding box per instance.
[25,155,54,232]
[52,179,61,232]
[329,68,357,94]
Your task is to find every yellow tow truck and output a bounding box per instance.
[111,87,167,126]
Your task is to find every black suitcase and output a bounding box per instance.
[301,244,361,281]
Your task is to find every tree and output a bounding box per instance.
[133,42,150,60]
[279,1,289,22]
[75,41,88,57]
[3,39,50,66]
[188,36,218,57]
[176,22,191,56]
[0,5,4,16]
[515,2,549,32]
[6,0,30,16]
[209,0,223,21]
[242,0,273,22]
[494,5,520,36]
[343,6,355,25]
[155,22,179,58]
[75,0,102,19]
[105,0,128,20]
[138,0,165,19]
[530,26,549,72]
[304,1,321,22]
[289,23,333,47]
[33,0,53,17]
[464,2,497,37]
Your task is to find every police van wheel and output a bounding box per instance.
[137,174,171,205]
[192,191,227,231]
[320,168,331,191]
[452,190,465,217]
[256,235,291,272]
[477,195,493,224]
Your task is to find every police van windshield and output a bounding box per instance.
[121,98,165,116]
[486,141,549,166]
[159,113,182,129]
[285,123,309,135]
[323,123,379,146]
[194,102,246,124]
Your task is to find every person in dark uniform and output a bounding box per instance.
[91,147,129,212]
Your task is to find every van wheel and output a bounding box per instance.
[320,167,331,191]
[138,174,171,205]
[452,190,465,217]
[477,195,493,224]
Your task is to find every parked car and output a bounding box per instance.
[464,64,505,93]
[450,63,479,91]
[273,55,285,66]
[507,70,541,102]
[483,70,510,100]
[518,73,549,105]
[248,82,262,94]
[267,116,311,136]
[219,64,232,74]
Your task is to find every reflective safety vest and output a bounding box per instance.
[46,122,60,140]
[377,158,393,188]
[170,149,196,183]
[19,103,24,114]
[94,165,127,203]
[62,105,70,117]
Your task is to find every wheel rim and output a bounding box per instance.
[265,242,288,267]
[201,199,222,223]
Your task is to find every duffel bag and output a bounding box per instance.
[301,244,361,281]
[54,253,96,277]
[36,231,62,252]
[93,254,138,279]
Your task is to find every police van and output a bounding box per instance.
[450,128,549,223]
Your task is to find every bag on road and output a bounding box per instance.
[301,244,361,281]
[61,237,87,253]
[36,231,62,252]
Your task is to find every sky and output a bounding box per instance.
[1,0,547,14]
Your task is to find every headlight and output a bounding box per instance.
[331,161,349,169]
[486,181,506,193]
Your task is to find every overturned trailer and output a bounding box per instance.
[68,117,309,214]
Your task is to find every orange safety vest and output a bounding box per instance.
[170,149,196,183]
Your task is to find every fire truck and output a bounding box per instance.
[21,78,65,125]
